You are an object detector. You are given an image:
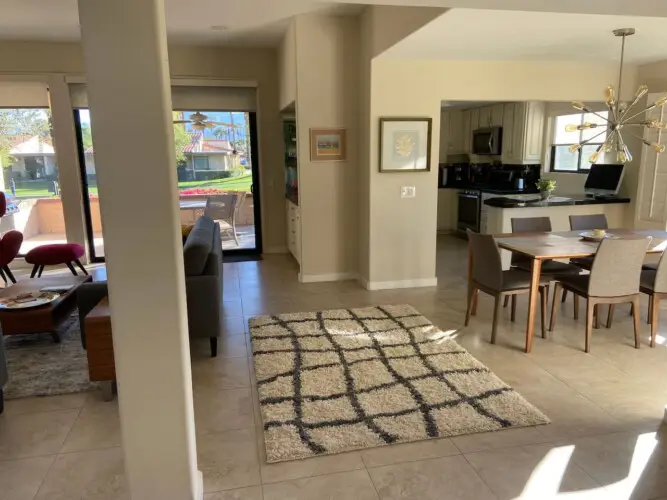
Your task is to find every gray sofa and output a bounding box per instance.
[77,216,224,357]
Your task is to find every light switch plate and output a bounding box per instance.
[401,186,416,198]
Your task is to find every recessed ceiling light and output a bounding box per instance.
[210,25,228,31]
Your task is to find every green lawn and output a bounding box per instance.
[9,174,253,198]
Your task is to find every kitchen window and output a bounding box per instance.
[550,112,609,173]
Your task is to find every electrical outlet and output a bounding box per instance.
[401,186,416,198]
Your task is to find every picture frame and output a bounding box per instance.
[310,128,347,161]
[379,117,432,173]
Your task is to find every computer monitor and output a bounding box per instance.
[584,163,625,196]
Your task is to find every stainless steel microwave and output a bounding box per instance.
[472,127,502,155]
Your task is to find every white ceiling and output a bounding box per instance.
[0,0,363,46]
[3,0,667,47]
[382,9,667,64]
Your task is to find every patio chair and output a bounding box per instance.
[204,193,245,246]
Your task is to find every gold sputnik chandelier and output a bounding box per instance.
[566,28,667,164]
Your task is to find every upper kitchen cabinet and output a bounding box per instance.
[478,107,490,128]
[462,110,471,153]
[501,101,545,164]
[470,108,480,133]
[491,104,504,127]
[439,108,466,160]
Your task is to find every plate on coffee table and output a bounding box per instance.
[579,231,620,242]
[0,291,60,310]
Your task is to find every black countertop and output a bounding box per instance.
[483,194,631,208]
[440,184,540,195]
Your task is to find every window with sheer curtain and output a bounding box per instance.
[550,112,609,172]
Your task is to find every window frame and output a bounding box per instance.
[549,112,608,174]
[193,155,209,171]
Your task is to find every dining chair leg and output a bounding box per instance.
[650,294,660,348]
[593,304,599,329]
[510,295,517,322]
[549,282,561,332]
[539,286,547,339]
[503,296,509,308]
[30,264,39,278]
[573,294,579,320]
[631,297,641,349]
[471,289,479,316]
[464,285,477,327]
[561,289,568,303]
[585,299,595,353]
[647,299,652,325]
[606,304,615,329]
[74,259,88,276]
[37,265,45,278]
[491,294,502,345]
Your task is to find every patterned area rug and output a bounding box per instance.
[2,314,98,399]
[249,304,549,463]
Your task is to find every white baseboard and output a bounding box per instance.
[263,246,288,254]
[195,470,204,500]
[298,272,358,283]
[362,277,438,290]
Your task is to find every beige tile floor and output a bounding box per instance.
[2,234,667,499]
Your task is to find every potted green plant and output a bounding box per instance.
[536,179,556,200]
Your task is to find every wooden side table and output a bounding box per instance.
[84,297,116,400]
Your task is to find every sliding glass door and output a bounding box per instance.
[0,108,68,254]
[74,108,261,260]
[174,110,261,253]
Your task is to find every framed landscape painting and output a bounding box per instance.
[310,128,347,161]
[379,117,432,172]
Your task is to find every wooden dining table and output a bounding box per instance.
[476,229,667,353]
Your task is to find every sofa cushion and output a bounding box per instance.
[183,216,215,276]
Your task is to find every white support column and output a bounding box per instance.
[47,76,88,259]
[77,1,202,499]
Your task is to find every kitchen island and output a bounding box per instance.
[483,194,631,267]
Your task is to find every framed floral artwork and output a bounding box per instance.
[379,117,432,172]
[310,128,347,161]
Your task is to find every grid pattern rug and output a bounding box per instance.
[249,304,549,463]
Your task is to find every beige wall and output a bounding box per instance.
[367,59,639,286]
[358,6,446,287]
[294,14,359,280]
[0,41,285,253]
[278,20,297,111]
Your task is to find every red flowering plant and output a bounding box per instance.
[179,188,225,196]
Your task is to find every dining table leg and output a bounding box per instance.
[524,257,542,353]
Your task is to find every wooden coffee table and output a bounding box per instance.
[0,275,92,342]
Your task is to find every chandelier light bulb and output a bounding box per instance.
[568,144,582,153]
[571,101,590,112]
[653,143,666,153]
[589,151,600,163]
[605,85,616,106]
[565,124,579,132]
[602,142,613,153]
[617,150,628,163]
[657,97,667,107]
[635,85,649,99]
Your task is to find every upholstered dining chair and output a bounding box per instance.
[638,251,667,347]
[568,214,609,271]
[505,217,582,309]
[549,237,651,352]
[0,230,23,284]
[465,230,551,344]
